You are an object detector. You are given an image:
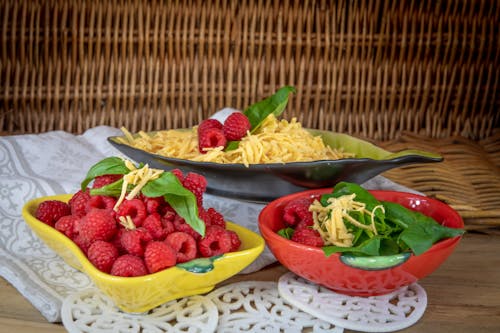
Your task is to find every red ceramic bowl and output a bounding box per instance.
[258,188,464,296]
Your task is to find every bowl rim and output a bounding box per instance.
[22,194,265,283]
[258,187,465,259]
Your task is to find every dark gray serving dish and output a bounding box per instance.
[108,130,442,202]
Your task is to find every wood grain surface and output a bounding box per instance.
[0,232,499,333]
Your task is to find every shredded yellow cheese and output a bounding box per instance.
[117,114,354,166]
[309,194,383,247]
[113,161,164,211]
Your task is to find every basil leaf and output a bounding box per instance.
[277,227,295,240]
[383,201,465,256]
[224,86,296,152]
[141,172,205,237]
[89,179,125,197]
[244,86,296,132]
[323,237,382,256]
[81,157,130,190]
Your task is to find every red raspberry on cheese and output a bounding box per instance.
[198,127,227,153]
[197,118,223,135]
[223,112,251,141]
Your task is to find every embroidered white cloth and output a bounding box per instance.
[0,126,418,322]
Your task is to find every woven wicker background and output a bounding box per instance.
[1,0,499,230]
[1,0,499,139]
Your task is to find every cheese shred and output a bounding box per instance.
[309,194,383,247]
[117,114,354,166]
[113,161,164,211]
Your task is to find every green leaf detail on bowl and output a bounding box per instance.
[176,255,223,273]
[340,252,411,271]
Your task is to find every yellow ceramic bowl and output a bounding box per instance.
[22,194,265,313]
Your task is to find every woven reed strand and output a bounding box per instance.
[1,0,499,139]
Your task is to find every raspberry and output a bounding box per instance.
[69,190,90,217]
[182,172,207,206]
[54,214,80,239]
[161,218,176,237]
[141,195,167,215]
[110,254,148,277]
[144,241,177,273]
[165,232,197,263]
[206,207,226,228]
[92,174,123,189]
[79,209,117,243]
[120,227,153,257]
[291,228,324,247]
[223,112,251,141]
[162,206,177,222]
[198,225,232,257]
[198,127,227,153]
[282,198,313,228]
[110,228,126,254]
[170,169,184,182]
[227,229,242,252]
[35,200,71,226]
[73,234,92,254]
[142,213,167,240]
[116,198,147,227]
[197,119,223,135]
[86,195,117,213]
[87,240,119,273]
[174,215,202,240]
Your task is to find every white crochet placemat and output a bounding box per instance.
[0,126,419,323]
[278,272,427,333]
[61,281,343,333]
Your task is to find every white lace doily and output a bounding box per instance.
[60,281,343,333]
[278,272,427,333]
[206,281,343,333]
[61,289,219,333]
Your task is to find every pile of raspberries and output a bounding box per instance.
[281,196,325,248]
[34,170,241,277]
[197,112,251,153]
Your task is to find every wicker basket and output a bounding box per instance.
[1,0,499,230]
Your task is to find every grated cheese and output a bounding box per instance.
[310,194,383,247]
[117,114,354,166]
[113,161,164,211]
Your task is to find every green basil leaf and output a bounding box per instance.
[323,236,382,256]
[225,140,240,151]
[141,172,205,237]
[224,86,296,152]
[383,201,465,256]
[81,157,130,190]
[277,227,295,240]
[244,86,296,132]
[89,179,125,197]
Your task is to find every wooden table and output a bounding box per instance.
[1,232,499,333]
